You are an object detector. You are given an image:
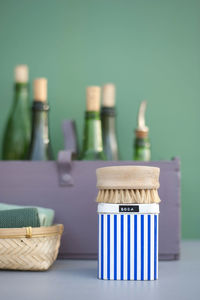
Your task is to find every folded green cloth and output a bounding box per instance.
[0,203,54,226]
[0,208,40,228]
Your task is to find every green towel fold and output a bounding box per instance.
[0,208,40,228]
[0,203,54,226]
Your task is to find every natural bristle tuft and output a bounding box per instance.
[96,189,161,204]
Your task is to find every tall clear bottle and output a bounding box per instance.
[101,84,119,160]
[28,78,53,160]
[2,65,31,160]
[80,86,105,160]
[134,101,151,161]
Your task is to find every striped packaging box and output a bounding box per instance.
[97,203,159,280]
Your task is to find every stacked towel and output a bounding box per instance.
[0,208,40,228]
[0,203,54,226]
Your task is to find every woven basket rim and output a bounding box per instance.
[0,224,64,239]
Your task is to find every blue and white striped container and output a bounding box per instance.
[97,203,159,280]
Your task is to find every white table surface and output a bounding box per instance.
[0,241,199,300]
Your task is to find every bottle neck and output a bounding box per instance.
[83,111,103,153]
[101,106,116,116]
[13,83,29,110]
[101,106,119,160]
[14,82,28,91]
[31,101,50,145]
[135,136,150,146]
[101,106,116,132]
[134,135,151,161]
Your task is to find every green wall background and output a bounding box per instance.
[0,0,199,238]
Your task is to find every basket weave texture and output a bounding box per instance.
[0,224,63,271]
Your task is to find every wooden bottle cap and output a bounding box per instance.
[102,83,115,107]
[86,86,101,111]
[15,65,29,83]
[96,166,160,190]
[33,78,47,102]
[135,130,149,138]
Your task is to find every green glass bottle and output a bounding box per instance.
[101,84,119,160]
[134,101,151,161]
[28,78,53,160]
[2,65,31,160]
[80,86,105,160]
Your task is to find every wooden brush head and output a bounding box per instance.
[96,166,160,190]
[96,166,160,204]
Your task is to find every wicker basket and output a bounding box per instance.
[0,224,64,271]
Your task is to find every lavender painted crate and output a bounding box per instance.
[0,158,180,260]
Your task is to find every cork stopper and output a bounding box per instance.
[86,86,101,111]
[15,65,29,83]
[33,78,47,102]
[102,83,115,107]
[96,166,160,190]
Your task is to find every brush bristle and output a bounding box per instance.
[96,189,160,204]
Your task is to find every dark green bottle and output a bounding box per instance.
[134,101,151,161]
[101,84,119,160]
[28,78,53,160]
[2,65,31,160]
[80,86,105,160]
